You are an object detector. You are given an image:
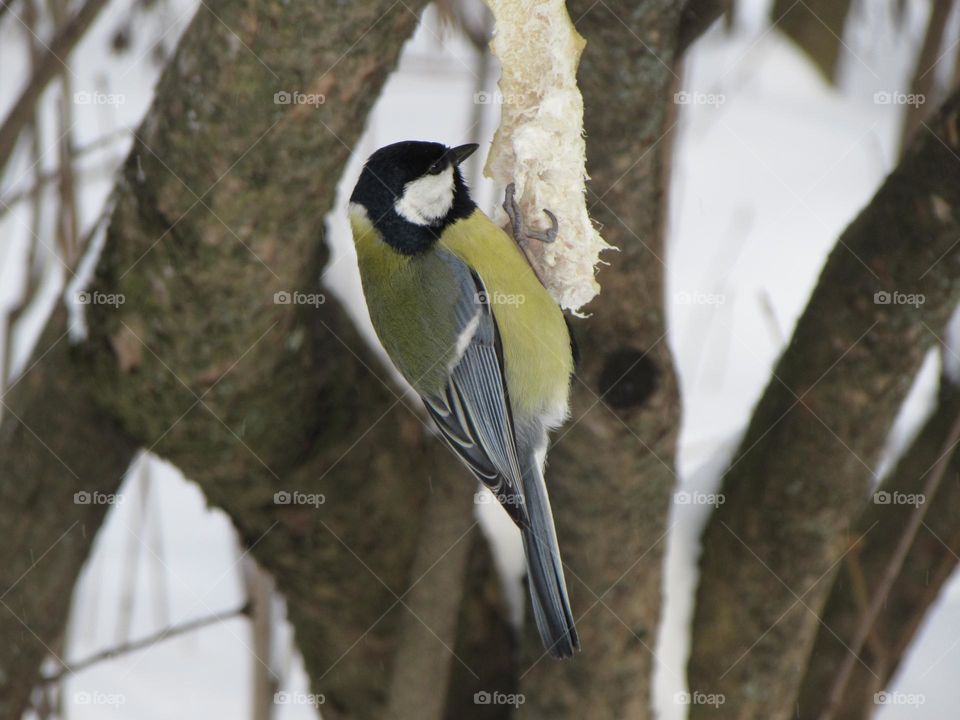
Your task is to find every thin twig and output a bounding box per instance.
[41,603,250,684]
[818,409,960,720]
[0,0,111,175]
[2,0,45,396]
[0,126,130,211]
[900,0,954,152]
[50,0,81,267]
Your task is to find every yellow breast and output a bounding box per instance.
[439,209,572,425]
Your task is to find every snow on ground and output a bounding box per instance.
[2,0,959,717]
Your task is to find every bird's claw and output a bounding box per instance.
[502,182,558,244]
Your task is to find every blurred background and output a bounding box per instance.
[2,0,959,717]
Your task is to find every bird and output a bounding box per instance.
[348,140,580,658]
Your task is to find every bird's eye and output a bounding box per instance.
[426,160,445,175]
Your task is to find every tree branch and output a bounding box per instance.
[900,0,955,151]
[0,309,140,718]
[689,89,960,720]
[771,0,852,83]
[41,603,249,685]
[0,0,111,175]
[678,0,727,56]
[798,371,960,719]
[516,1,685,718]
[62,1,505,717]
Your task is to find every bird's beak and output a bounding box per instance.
[448,143,479,166]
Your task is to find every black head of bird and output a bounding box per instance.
[349,141,479,254]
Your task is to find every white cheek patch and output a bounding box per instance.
[394,166,455,226]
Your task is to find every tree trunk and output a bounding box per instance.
[688,90,960,720]
[0,310,140,718]
[0,0,513,717]
[516,1,687,717]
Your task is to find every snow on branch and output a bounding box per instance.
[482,0,611,314]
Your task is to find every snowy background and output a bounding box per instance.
[1,0,959,717]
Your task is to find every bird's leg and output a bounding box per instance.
[502,183,558,244]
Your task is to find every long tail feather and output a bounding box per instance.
[520,455,579,658]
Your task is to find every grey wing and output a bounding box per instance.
[422,255,529,527]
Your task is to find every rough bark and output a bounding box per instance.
[3,0,517,718]
[442,535,518,720]
[516,1,684,718]
[383,476,476,720]
[797,372,960,720]
[772,0,852,83]
[689,91,960,720]
[0,309,140,718]
[77,0,503,716]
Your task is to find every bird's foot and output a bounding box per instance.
[502,183,558,244]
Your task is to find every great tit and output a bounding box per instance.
[348,140,580,658]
